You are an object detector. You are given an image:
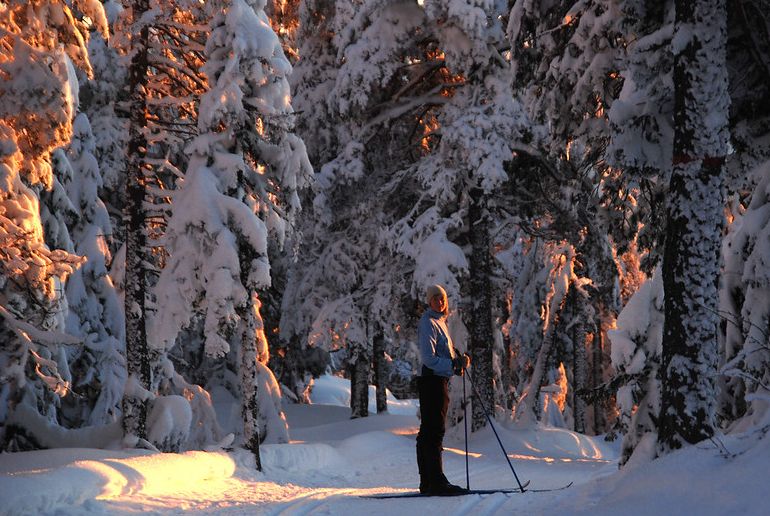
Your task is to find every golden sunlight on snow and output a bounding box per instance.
[390,426,420,436]
[507,453,611,464]
[94,452,235,503]
[443,447,482,458]
[95,457,373,513]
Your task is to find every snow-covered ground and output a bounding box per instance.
[0,375,765,515]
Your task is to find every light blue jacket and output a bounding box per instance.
[418,309,455,377]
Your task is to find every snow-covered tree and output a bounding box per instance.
[61,114,125,427]
[284,0,433,417]
[608,268,663,466]
[0,0,105,449]
[83,31,128,240]
[657,0,729,453]
[605,0,674,272]
[512,243,590,425]
[506,0,625,434]
[386,0,533,430]
[151,0,309,462]
[720,163,770,434]
[723,0,770,190]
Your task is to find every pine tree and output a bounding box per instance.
[658,0,729,453]
[513,244,585,424]
[83,31,128,243]
[388,0,534,430]
[716,0,770,427]
[605,0,674,273]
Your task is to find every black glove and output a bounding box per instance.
[452,356,467,376]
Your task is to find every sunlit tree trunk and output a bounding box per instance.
[658,0,729,453]
[500,298,517,411]
[515,252,572,425]
[122,0,151,443]
[239,294,262,471]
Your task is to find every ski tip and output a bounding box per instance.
[527,481,573,493]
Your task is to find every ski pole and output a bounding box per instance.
[465,367,527,492]
[463,371,470,491]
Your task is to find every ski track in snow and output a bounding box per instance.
[267,488,359,516]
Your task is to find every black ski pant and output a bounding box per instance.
[416,371,449,487]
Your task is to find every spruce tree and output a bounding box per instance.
[62,114,125,427]
[720,165,770,432]
[152,0,309,462]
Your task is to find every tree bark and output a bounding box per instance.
[468,187,494,431]
[592,320,607,434]
[515,271,570,425]
[571,297,587,434]
[659,0,728,453]
[373,331,387,413]
[349,351,370,418]
[239,295,262,471]
[122,0,151,443]
[502,321,516,411]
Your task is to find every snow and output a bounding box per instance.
[1,374,767,515]
[146,395,193,452]
[306,374,418,416]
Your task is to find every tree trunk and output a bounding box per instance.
[373,331,387,413]
[571,302,587,434]
[515,278,569,425]
[592,320,607,434]
[349,351,370,418]
[239,294,262,471]
[468,188,494,431]
[502,322,516,411]
[121,0,151,443]
[659,0,728,453]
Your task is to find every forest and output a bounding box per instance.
[1,0,769,474]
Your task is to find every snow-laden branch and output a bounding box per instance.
[0,304,81,346]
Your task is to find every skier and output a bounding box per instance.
[416,284,471,495]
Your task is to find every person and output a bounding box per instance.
[415,284,471,495]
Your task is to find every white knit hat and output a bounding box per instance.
[426,284,447,304]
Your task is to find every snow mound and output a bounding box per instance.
[0,450,235,515]
[308,374,418,416]
[546,433,769,516]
